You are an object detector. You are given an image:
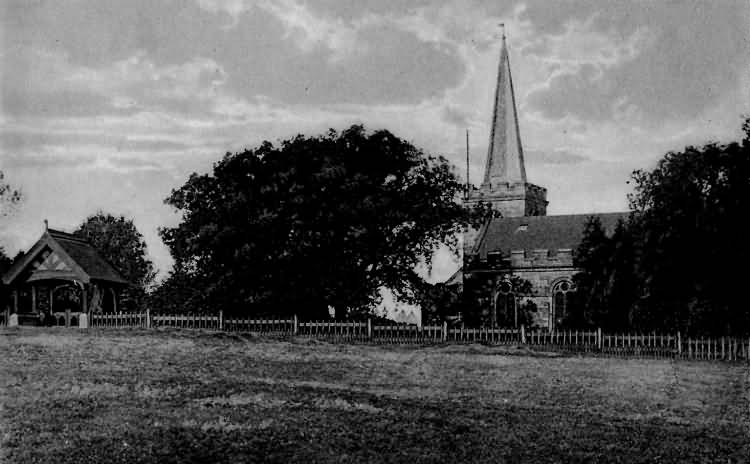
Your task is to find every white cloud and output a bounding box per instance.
[520,15,655,99]
[196,0,363,61]
[64,52,227,103]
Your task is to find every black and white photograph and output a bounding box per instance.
[1,0,749,462]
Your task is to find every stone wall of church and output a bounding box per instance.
[510,249,577,329]
[464,248,577,330]
[512,267,577,329]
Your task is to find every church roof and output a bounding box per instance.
[2,228,129,286]
[444,268,463,287]
[472,212,629,258]
[483,32,526,186]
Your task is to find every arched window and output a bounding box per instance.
[552,280,575,330]
[495,280,516,328]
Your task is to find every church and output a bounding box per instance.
[455,31,628,331]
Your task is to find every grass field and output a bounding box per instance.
[1,328,748,463]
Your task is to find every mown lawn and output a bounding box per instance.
[0,328,748,463]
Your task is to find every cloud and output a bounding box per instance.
[521,2,749,125]
[521,16,655,122]
[525,149,590,165]
[63,53,227,111]
[441,105,471,127]
[0,46,227,119]
[2,145,169,174]
[196,0,362,61]
[520,14,652,75]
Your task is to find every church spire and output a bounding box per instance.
[483,28,527,186]
[465,25,547,217]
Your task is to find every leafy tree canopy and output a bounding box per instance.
[572,217,637,331]
[0,170,22,220]
[160,125,488,318]
[574,117,750,335]
[75,212,156,311]
[1,170,22,307]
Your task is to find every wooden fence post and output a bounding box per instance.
[219,310,224,331]
[597,328,602,350]
[367,318,372,339]
[677,331,682,356]
[146,308,151,329]
[442,321,448,342]
[520,325,526,344]
[294,315,299,335]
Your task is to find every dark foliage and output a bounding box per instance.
[0,170,22,310]
[74,212,156,311]
[147,265,208,315]
[573,118,750,336]
[158,125,489,318]
[0,247,11,311]
[571,217,638,330]
[0,170,22,220]
[417,281,463,325]
[0,249,10,274]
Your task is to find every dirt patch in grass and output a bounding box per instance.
[1,328,748,463]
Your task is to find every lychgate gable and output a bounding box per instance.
[2,225,129,326]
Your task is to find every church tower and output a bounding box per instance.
[466,30,547,217]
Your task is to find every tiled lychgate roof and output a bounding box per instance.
[48,229,128,284]
[472,212,629,259]
[2,228,129,285]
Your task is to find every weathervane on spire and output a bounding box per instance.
[499,22,505,40]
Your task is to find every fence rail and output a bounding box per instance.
[11,310,749,363]
[226,318,294,334]
[152,314,220,330]
[91,312,148,328]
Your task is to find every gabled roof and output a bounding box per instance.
[2,228,129,286]
[472,212,629,259]
[444,268,463,287]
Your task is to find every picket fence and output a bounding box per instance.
[56,311,750,363]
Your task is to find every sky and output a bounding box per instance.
[1,0,749,285]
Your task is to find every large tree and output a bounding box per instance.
[0,170,22,257]
[572,217,637,331]
[160,125,487,318]
[0,170,22,221]
[629,118,750,335]
[75,212,156,311]
[574,118,750,335]
[1,170,22,309]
